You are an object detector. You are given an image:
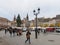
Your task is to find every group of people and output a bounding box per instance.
[5,27,22,37]
[5,27,44,44]
[5,27,31,44]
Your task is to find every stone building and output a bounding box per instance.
[0,17,11,28]
[11,15,17,27]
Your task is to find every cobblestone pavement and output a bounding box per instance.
[0,30,60,45]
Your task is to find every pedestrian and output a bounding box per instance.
[19,30,22,36]
[5,28,7,34]
[8,27,13,37]
[37,28,40,34]
[17,29,19,36]
[44,29,46,33]
[25,30,31,44]
[13,28,16,37]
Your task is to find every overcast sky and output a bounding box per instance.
[0,0,60,21]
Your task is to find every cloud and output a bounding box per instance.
[0,0,60,20]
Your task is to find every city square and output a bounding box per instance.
[0,0,60,45]
[0,31,60,45]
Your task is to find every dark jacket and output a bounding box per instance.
[26,31,31,38]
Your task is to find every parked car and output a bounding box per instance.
[30,27,41,31]
[41,28,46,32]
[55,27,60,33]
[22,27,27,32]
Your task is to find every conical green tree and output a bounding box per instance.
[16,14,22,27]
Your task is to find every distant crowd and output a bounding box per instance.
[5,27,22,37]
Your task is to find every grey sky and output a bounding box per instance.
[0,0,60,21]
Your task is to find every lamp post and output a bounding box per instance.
[33,8,40,39]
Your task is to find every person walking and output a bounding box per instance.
[8,27,13,37]
[25,30,31,44]
[5,28,7,34]
[13,28,16,37]
[44,29,46,33]
[19,30,22,36]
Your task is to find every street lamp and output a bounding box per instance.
[33,8,40,39]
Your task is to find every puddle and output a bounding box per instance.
[48,40,55,42]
